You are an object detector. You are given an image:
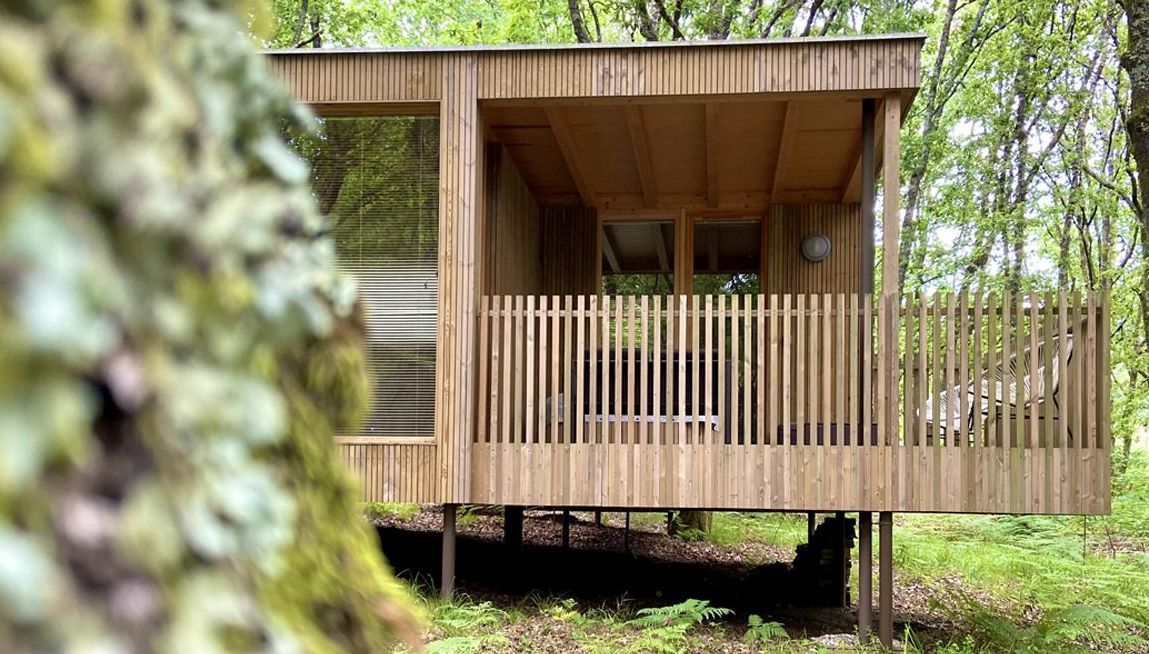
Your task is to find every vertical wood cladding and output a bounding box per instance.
[485,146,542,295]
[267,37,923,105]
[541,206,600,295]
[436,55,480,503]
[767,204,861,295]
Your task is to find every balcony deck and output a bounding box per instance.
[339,291,1110,515]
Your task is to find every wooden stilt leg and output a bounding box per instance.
[562,509,570,548]
[858,512,873,643]
[624,512,631,551]
[807,511,816,541]
[504,505,523,552]
[442,504,457,599]
[879,511,893,647]
[837,510,849,607]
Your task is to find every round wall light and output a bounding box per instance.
[800,233,832,262]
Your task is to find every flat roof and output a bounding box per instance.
[264,33,927,56]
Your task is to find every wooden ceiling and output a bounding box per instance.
[484,97,874,213]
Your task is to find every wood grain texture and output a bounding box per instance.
[268,37,923,104]
[766,204,861,294]
[436,55,480,503]
[484,145,541,294]
[541,206,599,295]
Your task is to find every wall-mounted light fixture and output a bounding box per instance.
[800,233,832,262]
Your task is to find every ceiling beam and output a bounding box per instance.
[768,101,798,202]
[544,106,596,207]
[601,225,622,273]
[624,106,658,208]
[705,103,721,208]
[652,223,672,273]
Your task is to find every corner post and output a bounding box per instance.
[858,511,873,642]
[881,93,901,295]
[881,94,903,450]
[442,504,458,599]
[878,511,894,647]
[437,54,481,503]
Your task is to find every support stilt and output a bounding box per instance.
[594,511,602,526]
[562,510,570,548]
[879,511,893,647]
[624,512,631,551]
[441,504,456,599]
[504,505,523,552]
[807,511,816,542]
[837,511,849,607]
[858,512,873,643]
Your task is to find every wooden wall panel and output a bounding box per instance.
[767,204,860,295]
[477,39,921,99]
[268,52,443,104]
[436,55,480,504]
[340,443,439,503]
[268,37,923,104]
[469,443,1109,515]
[541,206,599,295]
[485,146,542,294]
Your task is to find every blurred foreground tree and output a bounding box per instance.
[0,0,419,651]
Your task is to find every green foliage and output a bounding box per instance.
[364,502,422,522]
[424,601,510,653]
[957,597,1149,653]
[624,599,733,654]
[744,614,788,646]
[0,0,417,651]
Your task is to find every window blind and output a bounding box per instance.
[301,116,440,438]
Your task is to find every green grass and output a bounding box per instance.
[705,512,809,549]
[364,502,421,521]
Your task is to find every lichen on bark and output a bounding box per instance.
[0,0,419,652]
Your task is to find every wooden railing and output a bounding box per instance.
[471,293,1109,514]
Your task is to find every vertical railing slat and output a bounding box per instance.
[574,296,583,443]
[692,295,702,443]
[759,294,768,446]
[796,294,806,445]
[781,294,791,446]
[501,296,512,445]
[705,295,715,444]
[677,295,688,445]
[526,295,536,445]
[1000,291,1011,451]
[745,294,754,446]
[653,296,662,445]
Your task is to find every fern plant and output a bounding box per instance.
[432,601,507,635]
[624,599,733,654]
[743,614,788,646]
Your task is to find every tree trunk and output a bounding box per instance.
[0,2,419,651]
[568,0,594,42]
[677,510,713,533]
[1121,0,1149,478]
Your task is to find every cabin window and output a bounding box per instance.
[298,116,440,439]
[600,219,675,295]
[692,218,762,295]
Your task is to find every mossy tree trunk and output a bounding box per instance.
[0,1,418,651]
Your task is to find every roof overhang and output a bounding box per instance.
[269,36,923,211]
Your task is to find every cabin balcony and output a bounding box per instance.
[471,291,1110,514]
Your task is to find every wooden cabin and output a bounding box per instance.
[268,35,1111,644]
